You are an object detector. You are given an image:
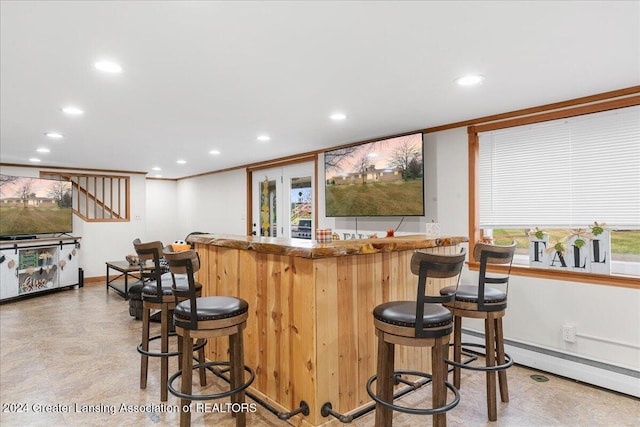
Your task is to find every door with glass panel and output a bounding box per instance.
[251,162,314,239]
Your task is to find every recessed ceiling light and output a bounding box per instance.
[176,159,187,164]
[62,106,84,115]
[29,158,41,163]
[330,113,347,120]
[94,60,123,73]
[257,135,271,142]
[151,166,161,171]
[36,147,50,153]
[456,74,484,86]
[209,150,221,155]
[45,132,63,139]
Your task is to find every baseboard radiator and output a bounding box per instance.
[462,330,640,398]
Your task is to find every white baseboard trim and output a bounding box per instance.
[462,331,640,398]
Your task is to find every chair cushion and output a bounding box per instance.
[175,296,249,321]
[373,301,453,329]
[141,274,199,296]
[440,284,507,304]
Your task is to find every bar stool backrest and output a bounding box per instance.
[410,249,466,338]
[163,248,201,329]
[133,238,165,298]
[473,241,517,311]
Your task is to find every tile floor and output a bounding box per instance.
[1,283,638,426]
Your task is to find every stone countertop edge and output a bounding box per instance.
[187,234,468,259]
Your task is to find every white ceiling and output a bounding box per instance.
[1,1,638,179]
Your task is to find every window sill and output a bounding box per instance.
[467,262,640,289]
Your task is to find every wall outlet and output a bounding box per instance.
[563,324,577,343]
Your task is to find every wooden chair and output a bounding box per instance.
[133,239,205,402]
[440,241,516,421]
[164,248,254,427]
[366,250,466,427]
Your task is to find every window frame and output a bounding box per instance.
[468,94,640,289]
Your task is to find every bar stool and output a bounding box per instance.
[133,239,206,402]
[439,241,516,421]
[366,250,466,427]
[164,248,255,427]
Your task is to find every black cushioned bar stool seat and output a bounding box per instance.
[373,302,453,330]
[444,285,507,309]
[439,241,516,421]
[164,248,254,427]
[174,296,248,323]
[366,249,466,427]
[140,273,196,298]
[133,239,206,403]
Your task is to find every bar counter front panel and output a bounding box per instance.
[188,234,468,427]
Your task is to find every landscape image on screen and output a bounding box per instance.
[324,133,424,217]
[0,175,73,237]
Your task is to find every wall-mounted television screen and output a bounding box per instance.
[324,133,425,217]
[0,174,73,239]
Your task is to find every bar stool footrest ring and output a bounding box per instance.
[445,342,513,372]
[168,361,255,401]
[137,333,207,358]
[366,369,460,415]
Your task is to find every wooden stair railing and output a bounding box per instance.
[40,172,130,222]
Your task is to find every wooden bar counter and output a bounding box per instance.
[187,234,468,426]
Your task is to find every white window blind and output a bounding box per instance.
[479,105,640,228]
